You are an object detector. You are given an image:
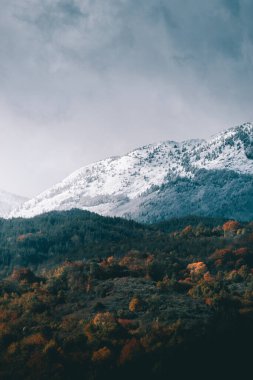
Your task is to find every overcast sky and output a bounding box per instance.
[1,0,253,197]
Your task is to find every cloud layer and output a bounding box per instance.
[0,0,253,196]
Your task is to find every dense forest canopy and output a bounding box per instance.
[0,211,252,379]
[0,210,227,275]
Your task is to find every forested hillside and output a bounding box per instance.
[0,210,226,276]
[0,212,252,379]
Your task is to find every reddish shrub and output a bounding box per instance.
[209,249,232,261]
[119,338,142,365]
[187,262,207,276]
[129,297,143,312]
[223,221,240,232]
[22,333,47,347]
[92,346,112,363]
[234,248,249,256]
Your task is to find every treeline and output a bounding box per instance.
[0,210,231,276]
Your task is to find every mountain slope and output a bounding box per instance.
[0,189,27,217]
[10,123,253,221]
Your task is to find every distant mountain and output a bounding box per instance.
[10,123,253,222]
[0,189,27,217]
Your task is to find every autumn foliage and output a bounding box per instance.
[92,346,112,363]
[0,217,251,379]
[223,220,240,232]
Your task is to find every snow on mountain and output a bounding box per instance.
[9,123,253,221]
[0,190,27,218]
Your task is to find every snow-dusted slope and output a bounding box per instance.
[10,123,253,220]
[0,190,27,218]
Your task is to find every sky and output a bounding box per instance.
[1,0,253,197]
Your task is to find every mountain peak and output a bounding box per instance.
[214,122,253,143]
[9,123,253,221]
[205,122,253,162]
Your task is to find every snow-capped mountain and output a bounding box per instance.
[0,190,27,218]
[10,123,253,222]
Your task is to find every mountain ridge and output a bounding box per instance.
[9,122,253,221]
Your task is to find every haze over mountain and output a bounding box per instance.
[9,123,253,222]
[0,190,27,218]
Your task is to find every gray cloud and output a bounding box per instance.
[0,0,253,196]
